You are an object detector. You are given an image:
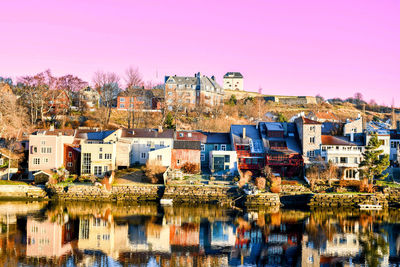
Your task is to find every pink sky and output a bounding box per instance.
[1,0,399,105]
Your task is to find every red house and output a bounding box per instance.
[258,122,303,177]
[45,90,70,116]
[63,144,80,174]
[230,125,265,170]
[171,141,201,171]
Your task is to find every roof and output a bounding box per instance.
[321,135,356,146]
[321,122,343,135]
[118,88,155,98]
[121,128,174,139]
[230,125,264,153]
[390,130,400,140]
[203,132,230,144]
[295,116,322,125]
[265,122,284,132]
[34,129,75,136]
[75,130,115,140]
[165,73,223,94]
[311,111,339,121]
[176,131,207,143]
[173,140,201,150]
[223,72,243,78]
[258,122,302,155]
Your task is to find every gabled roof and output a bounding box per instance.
[230,125,264,153]
[34,129,75,136]
[295,116,321,125]
[173,140,201,150]
[176,131,207,143]
[321,135,356,146]
[223,72,243,78]
[121,128,174,139]
[118,88,155,98]
[310,111,339,121]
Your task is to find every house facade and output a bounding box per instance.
[164,72,224,111]
[390,130,400,165]
[223,72,244,91]
[63,144,80,175]
[79,130,120,177]
[230,125,265,171]
[258,122,303,177]
[79,87,100,111]
[120,128,174,166]
[295,117,322,164]
[202,132,232,169]
[320,135,364,179]
[28,129,75,179]
[171,140,201,170]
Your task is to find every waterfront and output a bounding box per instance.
[0,201,400,266]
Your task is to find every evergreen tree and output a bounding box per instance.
[359,133,390,183]
[164,112,175,129]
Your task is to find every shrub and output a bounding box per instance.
[145,160,166,184]
[339,179,361,188]
[359,178,374,193]
[281,180,299,186]
[181,162,199,174]
[270,176,281,193]
[255,177,266,190]
[239,170,252,188]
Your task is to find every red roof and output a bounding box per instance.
[321,135,355,146]
[296,116,321,125]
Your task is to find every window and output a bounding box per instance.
[141,153,146,159]
[201,144,205,151]
[177,159,180,165]
[221,144,226,151]
[99,148,103,152]
[68,152,72,158]
[340,157,347,163]
[67,162,73,167]
[120,97,125,102]
[41,140,46,145]
[104,166,108,173]
[201,154,205,161]
[82,153,91,174]
[33,158,40,165]
[179,133,184,137]
[224,155,230,162]
[99,153,103,159]
[103,234,110,240]
[157,155,162,161]
[160,141,164,147]
[214,145,218,150]
[94,166,102,176]
[105,153,112,159]
[120,104,125,108]
[41,147,52,154]
[32,146,38,153]
[43,158,49,163]
[310,126,315,132]
[309,137,315,144]
[308,151,315,158]
[188,133,192,137]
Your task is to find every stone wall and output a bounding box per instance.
[162,185,239,204]
[0,185,47,200]
[309,193,388,208]
[244,193,280,207]
[46,184,162,202]
[383,187,400,206]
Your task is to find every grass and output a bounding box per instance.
[0,180,28,185]
[376,180,400,188]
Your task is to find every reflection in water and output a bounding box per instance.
[0,202,399,266]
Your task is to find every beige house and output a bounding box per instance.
[223,72,244,91]
[78,130,121,177]
[295,117,322,164]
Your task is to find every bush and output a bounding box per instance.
[144,160,166,184]
[359,178,374,193]
[339,179,361,188]
[181,162,199,174]
[281,180,299,186]
[239,170,252,188]
[255,177,266,190]
[270,176,281,193]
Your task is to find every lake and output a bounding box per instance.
[0,201,399,267]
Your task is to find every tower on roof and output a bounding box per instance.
[223,72,244,91]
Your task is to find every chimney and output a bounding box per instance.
[243,127,246,139]
[211,75,215,81]
[49,125,55,131]
[350,132,354,142]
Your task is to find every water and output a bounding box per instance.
[0,201,399,267]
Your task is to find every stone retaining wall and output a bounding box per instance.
[0,185,47,200]
[162,185,239,204]
[383,188,400,206]
[309,193,388,208]
[46,184,161,202]
[244,193,280,207]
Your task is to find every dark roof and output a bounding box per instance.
[176,131,207,143]
[34,129,75,136]
[75,130,115,140]
[122,128,174,139]
[391,130,400,140]
[204,132,230,144]
[224,72,243,78]
[297,117,321,125]
[173,140,201,150]
[321,122,344,135]
[118,88,155,98]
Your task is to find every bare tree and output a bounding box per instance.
[0,91,29,140]
[124,66,143,128]
[92,71,121,126]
